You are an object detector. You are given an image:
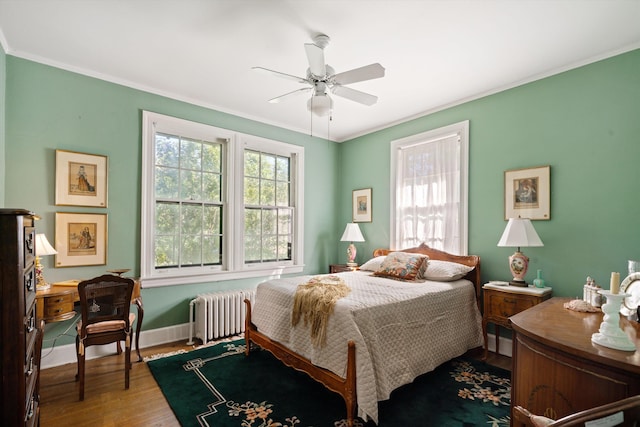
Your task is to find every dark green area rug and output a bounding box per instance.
[147,339,510,427]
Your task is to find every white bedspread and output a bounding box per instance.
[251,271,484,423]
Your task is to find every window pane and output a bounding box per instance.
[155,166,179,199]
[155,235,177,267]
[278,208,292,234]
[261,153,276,179]
[276,182,289,206]
[180,138,202,170]
[262,209,277,235]
[244,177,260,205]
[202,143,221,173]
[203,172,221,202]
[181,204,203,234]
[181,235,202,266]
[278,236,291,260]
[203,235,221,265]
[262,235,277,261]
[180,170,202,201]
[260,179,275,206]
[244,208,260,235]
[276,156,289,181]
[245,150,260,177]
[203,205,221,234]
[155,133,179,167]
[155,202,179,234]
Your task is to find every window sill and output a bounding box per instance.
[140,264,305,288]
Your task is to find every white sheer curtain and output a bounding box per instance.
[391,121,468,254]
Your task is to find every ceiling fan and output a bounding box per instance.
[253,34,385,117]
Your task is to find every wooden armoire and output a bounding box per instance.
[0,209,43,426]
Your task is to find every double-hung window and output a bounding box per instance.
[141,111,304,287]
[390,120,469,255]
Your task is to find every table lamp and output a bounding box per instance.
[340,223,365,267]
[35,233,58,290]
[497,218,543,286]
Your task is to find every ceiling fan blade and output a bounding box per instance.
[331,85,378,106]
[332,63,385,85]
[304,43,326,78]
[268,87,312,104]
[252,67,308,84]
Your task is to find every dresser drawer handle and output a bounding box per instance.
[26,356,34,377]
[53,297,65,303]
[26,397,35,420]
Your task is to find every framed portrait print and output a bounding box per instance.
[504,165,550,220]
[352,188,372,223]
[55,212,107,267]
[55,150,108,207]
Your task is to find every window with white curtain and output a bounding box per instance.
[141,111,304,287]
[390,120,469,254]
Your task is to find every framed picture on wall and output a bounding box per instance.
[504,165,550,220]
[55,212,107,267]
[352,188,372,223]
[55,150,108,207]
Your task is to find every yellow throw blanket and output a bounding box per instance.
[291,275,351,348]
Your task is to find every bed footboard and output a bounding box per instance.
[244,298,357,427]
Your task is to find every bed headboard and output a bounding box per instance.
[372,243,482,301]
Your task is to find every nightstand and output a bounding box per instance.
[329,264,359,274]
[482,283,552,359]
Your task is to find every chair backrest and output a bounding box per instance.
[78,274,134,333]
[514,395,640,427]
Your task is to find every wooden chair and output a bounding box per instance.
[75,274,135,400]
[513,395,640,426]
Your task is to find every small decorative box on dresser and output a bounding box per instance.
[482,282,552,359]
[329,264,359,274]
[510,298,640,425]
[0,209,44,427]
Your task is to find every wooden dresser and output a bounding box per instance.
[510,297,640,424]
[0,209,43,426]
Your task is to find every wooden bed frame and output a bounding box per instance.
[244,243,481,427]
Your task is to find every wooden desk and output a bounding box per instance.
[36,280,144,362]
[510,297,640,424]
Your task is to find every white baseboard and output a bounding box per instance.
[40,323,192,370]
[41,326,512,370]
[486,333,513,358]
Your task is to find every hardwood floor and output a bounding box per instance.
[39,340,511,427]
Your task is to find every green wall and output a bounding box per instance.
[341,49,640,298]
[4,49,640,349]
[0,42,5,205]
[4,58,340,345]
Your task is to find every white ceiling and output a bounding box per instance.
[1,1,639,142]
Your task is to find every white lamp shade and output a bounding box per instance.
[340,223,365,242]
[35,233,58,256]
[497,218,543,248]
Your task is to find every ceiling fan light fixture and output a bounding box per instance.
[307,94,333,117]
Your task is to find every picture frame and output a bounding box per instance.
[352,188,372,223]
[55,212,107,267]
[55,149,108,207]
[504,165,550,220]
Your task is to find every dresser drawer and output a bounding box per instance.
[41,292,76,322]
[489,293,536,318]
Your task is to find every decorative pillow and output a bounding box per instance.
[373,252,429,281]
[423,260,474,282]
[359,256,387,272]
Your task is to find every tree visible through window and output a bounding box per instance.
[141,111,304,287]
[244,150,292,263]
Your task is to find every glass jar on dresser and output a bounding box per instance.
[0,209,43,427]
